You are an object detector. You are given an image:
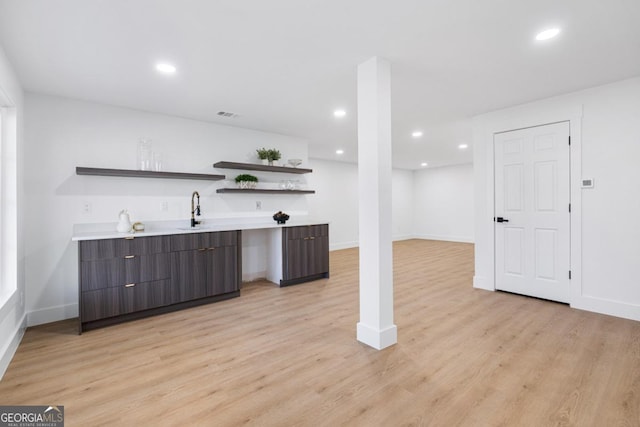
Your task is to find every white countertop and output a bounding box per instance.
[71,217,329,241]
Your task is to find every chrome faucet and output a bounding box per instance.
[191,190,201,228]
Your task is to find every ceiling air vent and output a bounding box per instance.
[217,111,238,118]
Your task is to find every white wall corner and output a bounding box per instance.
[0,312,26,380]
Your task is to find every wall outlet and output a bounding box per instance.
[256,200,262,210]
[161,201,169,212]
[82,201,92,214]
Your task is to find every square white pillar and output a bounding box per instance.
[356,57,397,350]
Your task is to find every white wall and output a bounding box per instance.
[307,159,360,249]
[0,44,25,379]
[413,164,474,243]
[307,158,418,250]
[24,93,310,325]
[473,76,640,321]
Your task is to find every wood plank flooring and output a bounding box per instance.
[1,239,639,426]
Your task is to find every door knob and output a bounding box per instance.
[495,217,509,223]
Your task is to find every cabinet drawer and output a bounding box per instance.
[80,253,170,290]
[170,231,238,251]
[283,224,328,240]
[80,235,170,260]
[81,279,172,322]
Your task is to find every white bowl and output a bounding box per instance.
[288,158,302,168]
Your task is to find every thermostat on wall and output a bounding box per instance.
[581,178,594,188]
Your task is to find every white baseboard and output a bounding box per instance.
[0,312,26,380]
[27,303,78,327]
[330,235,449,252]
[473,275,494,291]
[330,241,359,251]
[356,322,398,350]
[571,295,640,322]
[242,271,268,282]
[413,234,475,244]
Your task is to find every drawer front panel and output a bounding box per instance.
[283,224,328,240]
[170,231,238,251]
[81,279,172,322]
[80,235,170,260]
[81,253,170,291]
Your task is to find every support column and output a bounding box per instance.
[356,57,397,350]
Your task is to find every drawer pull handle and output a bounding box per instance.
[309,237,315,240]
[198,248,207,252]
[124,255,135,259]
[208,247,216,251]
[125,283,136,288]
[124,236,135,240]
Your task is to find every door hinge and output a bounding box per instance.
[568,136,571,146]
[569,203,571,213]
[569,270,572,279]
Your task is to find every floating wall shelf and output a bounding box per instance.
[216,188,315,194]
[213,161,312,174]
[76,167,226,181]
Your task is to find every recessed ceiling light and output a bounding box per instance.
[336,149,344,155]
[421,162,428,167]
[156,63,177,74]
[334,110,346,118]
[412,131,423,138]
[458,144,468,149]
[535,28,561,41]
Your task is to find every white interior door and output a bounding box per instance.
[494,122,570,303]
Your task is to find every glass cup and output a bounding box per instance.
[137,138,152,171]
[153,152,163,172]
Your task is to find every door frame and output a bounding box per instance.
[472,104,583,307]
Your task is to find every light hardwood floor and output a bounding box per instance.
[1,240,639,426]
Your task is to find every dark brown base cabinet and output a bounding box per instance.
[78,231,241,332]
[281,224,329,286]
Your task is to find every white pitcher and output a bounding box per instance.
[117,209,132,233]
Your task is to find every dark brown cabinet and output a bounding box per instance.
[281,224,329,286]
[78,231,241,332]
[81,279,172,322]
[170,231,240,303]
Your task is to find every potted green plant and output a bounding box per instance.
[235,174,258,189]
[267,148,281,166]
[256,148,269,165]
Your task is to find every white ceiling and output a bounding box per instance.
[1,0,639,169]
